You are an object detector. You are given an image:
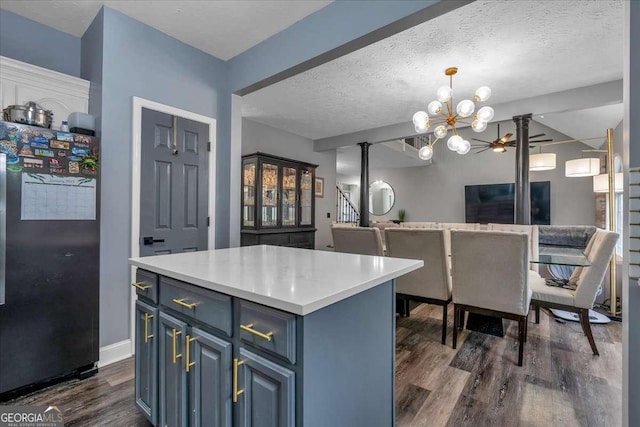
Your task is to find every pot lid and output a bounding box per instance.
[3,102,53,115]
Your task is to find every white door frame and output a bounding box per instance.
[129,96,217,354]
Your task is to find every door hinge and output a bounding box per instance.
[207,142,211,152]
[207,217,210,227]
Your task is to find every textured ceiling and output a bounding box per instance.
[242,0,625,140]
[0,0,331,60]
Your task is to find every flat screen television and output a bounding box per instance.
[464,181,551,225]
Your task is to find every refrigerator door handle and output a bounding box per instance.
[0,153,5,305]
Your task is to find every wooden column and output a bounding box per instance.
[358,142,371,227]
[513,114,533,225]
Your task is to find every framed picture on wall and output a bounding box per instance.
[315,177,324,198]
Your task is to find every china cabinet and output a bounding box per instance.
[241,153,317,249]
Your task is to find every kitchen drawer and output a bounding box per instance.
[133,269,158,304]
[159,276,232,336]
[239,300,297,364]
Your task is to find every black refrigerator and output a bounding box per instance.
[0,120,100,396]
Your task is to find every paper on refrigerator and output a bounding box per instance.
[21,173,96,220]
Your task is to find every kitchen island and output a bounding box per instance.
[129,245,422,427]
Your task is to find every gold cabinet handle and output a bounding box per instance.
[132,282,151,291]
[233,358,245,403]
[240,323,273,341]
[172,329,182,364]
[144,313,154,343]
[185,336,197,372]
[173,298,197,309]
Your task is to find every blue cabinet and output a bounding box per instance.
[189,327,232,427]
[159,312,188,427]
[134,300,158,424]
[236,348,295,427]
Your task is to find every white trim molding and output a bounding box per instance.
[130,96,217,354]
[98,339,132,368]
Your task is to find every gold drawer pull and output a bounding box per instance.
[144,313,154,343]
[173,298,197,309]
[185,336,197,372]
[233,358,245,403]
[172,329,182,364]
[240,323,273,341]
[132,282,151,291]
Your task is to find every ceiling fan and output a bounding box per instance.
[471,124,553,153]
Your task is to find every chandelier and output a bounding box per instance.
[412,67,494,160]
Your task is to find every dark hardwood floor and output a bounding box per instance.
[4,357,150,426]
[396,303,622,427]
[4,303,621,426]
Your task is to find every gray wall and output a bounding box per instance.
[80,10,103,134]
[242,119,336,250]
[0,9,81,77]
[626,2,639,425]
[96,7,230,347]
[341,120,596,226]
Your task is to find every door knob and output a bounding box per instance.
[143,236,165,245]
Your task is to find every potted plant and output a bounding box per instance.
[397,209,406,222]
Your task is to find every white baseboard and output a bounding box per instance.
[98,339,132,368]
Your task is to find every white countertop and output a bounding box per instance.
[129,245,422,315]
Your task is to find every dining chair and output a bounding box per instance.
[531,228,619,355]
[331,226,384,256]
[385,228,452,344]
[400,222,441,229]
[450,230,533,366]
[489,223,539,272]
[370,221,400,252]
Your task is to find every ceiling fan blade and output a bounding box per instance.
[499,133,513,143]
[529,133,545,139]
[471,138,492,143]
[476,147,492,154]
[504,140,516,145]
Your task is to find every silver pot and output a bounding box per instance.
[3,102,53,128]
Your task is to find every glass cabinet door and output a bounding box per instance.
[300,168,313,226]
[261,163,279,227]
[282,167,298,227]
[242,161,256,227]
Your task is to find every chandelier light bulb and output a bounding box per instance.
[418,145,433,160]
[474,86,492,102]
[457,139,471,155]
[415,124,429,134]
[434,125,448,139]
[456,99,475,118]
[447,135,463,151]
[412,111,429,127]
[427,101,443,116]
[436,86,453,102]
[471,119,487,133]
[476,106,495,122]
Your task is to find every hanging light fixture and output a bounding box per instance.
[418,135,434,160]
[412,67,494,157]
[593,173,623,193]
[565,158,600,177]
[530,151,556,171]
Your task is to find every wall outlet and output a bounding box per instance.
[326,212,331,218]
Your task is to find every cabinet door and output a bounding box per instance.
[135,300,158,425]
[159,312,188,427]
[281,166,298,227]
[260,162,280,228]
[242,160,257,228]
[237,348,295,427]
[189,327,232,427]
[299,167,313,227]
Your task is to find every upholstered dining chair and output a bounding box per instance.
[385,228,452,344]
[489,223,540,272]
[450,230,534,366]
[331,226,384,256]
[531,228,618,356]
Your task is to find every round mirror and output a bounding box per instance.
[369,181,395,215]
